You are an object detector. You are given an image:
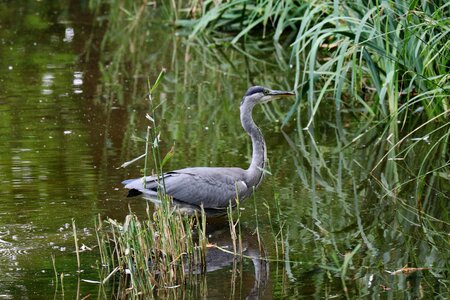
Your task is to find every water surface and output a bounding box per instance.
[0,1,447,299]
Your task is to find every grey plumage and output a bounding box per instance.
[123,86,294,214]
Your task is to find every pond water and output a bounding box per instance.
[0,1,447,299]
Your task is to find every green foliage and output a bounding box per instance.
[96,208,207,296]
[179,0,450,204]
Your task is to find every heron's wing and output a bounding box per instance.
[123,167,249,209]
[164,168,248,209]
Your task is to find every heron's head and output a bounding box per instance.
[241,86,294,106]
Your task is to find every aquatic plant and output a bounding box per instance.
[94,71,209,296]
[95,207,207,295]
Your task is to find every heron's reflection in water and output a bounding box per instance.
[192,223,270,299]
[153,220,270,299]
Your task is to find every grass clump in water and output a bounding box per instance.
[95,70,208,296]
[96,206,207,295]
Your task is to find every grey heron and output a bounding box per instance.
[122,86,294,215]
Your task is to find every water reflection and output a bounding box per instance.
[41,73,54,95]
[63,27,74,43]
[0,2,106,298]
[73,71,83,94]
[203,226,270,299]
[196,226,270,299]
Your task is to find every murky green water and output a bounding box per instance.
[0,1,447,299]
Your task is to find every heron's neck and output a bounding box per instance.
[240,101,266,187]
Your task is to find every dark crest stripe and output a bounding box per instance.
[244,86,265,97]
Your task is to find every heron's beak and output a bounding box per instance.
[268,90,295,97]
[259,89,295,103]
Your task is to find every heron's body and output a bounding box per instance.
[123,86,293,214]
[123,167,250,211]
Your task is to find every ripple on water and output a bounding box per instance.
[0,225,34,260]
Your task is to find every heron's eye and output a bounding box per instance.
[263,89,269,95]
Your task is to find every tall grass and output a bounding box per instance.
[290,0,449,205]
[178,0,450,205]
[96,207,208,295]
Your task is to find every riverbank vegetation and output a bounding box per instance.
[175,0,449,206]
